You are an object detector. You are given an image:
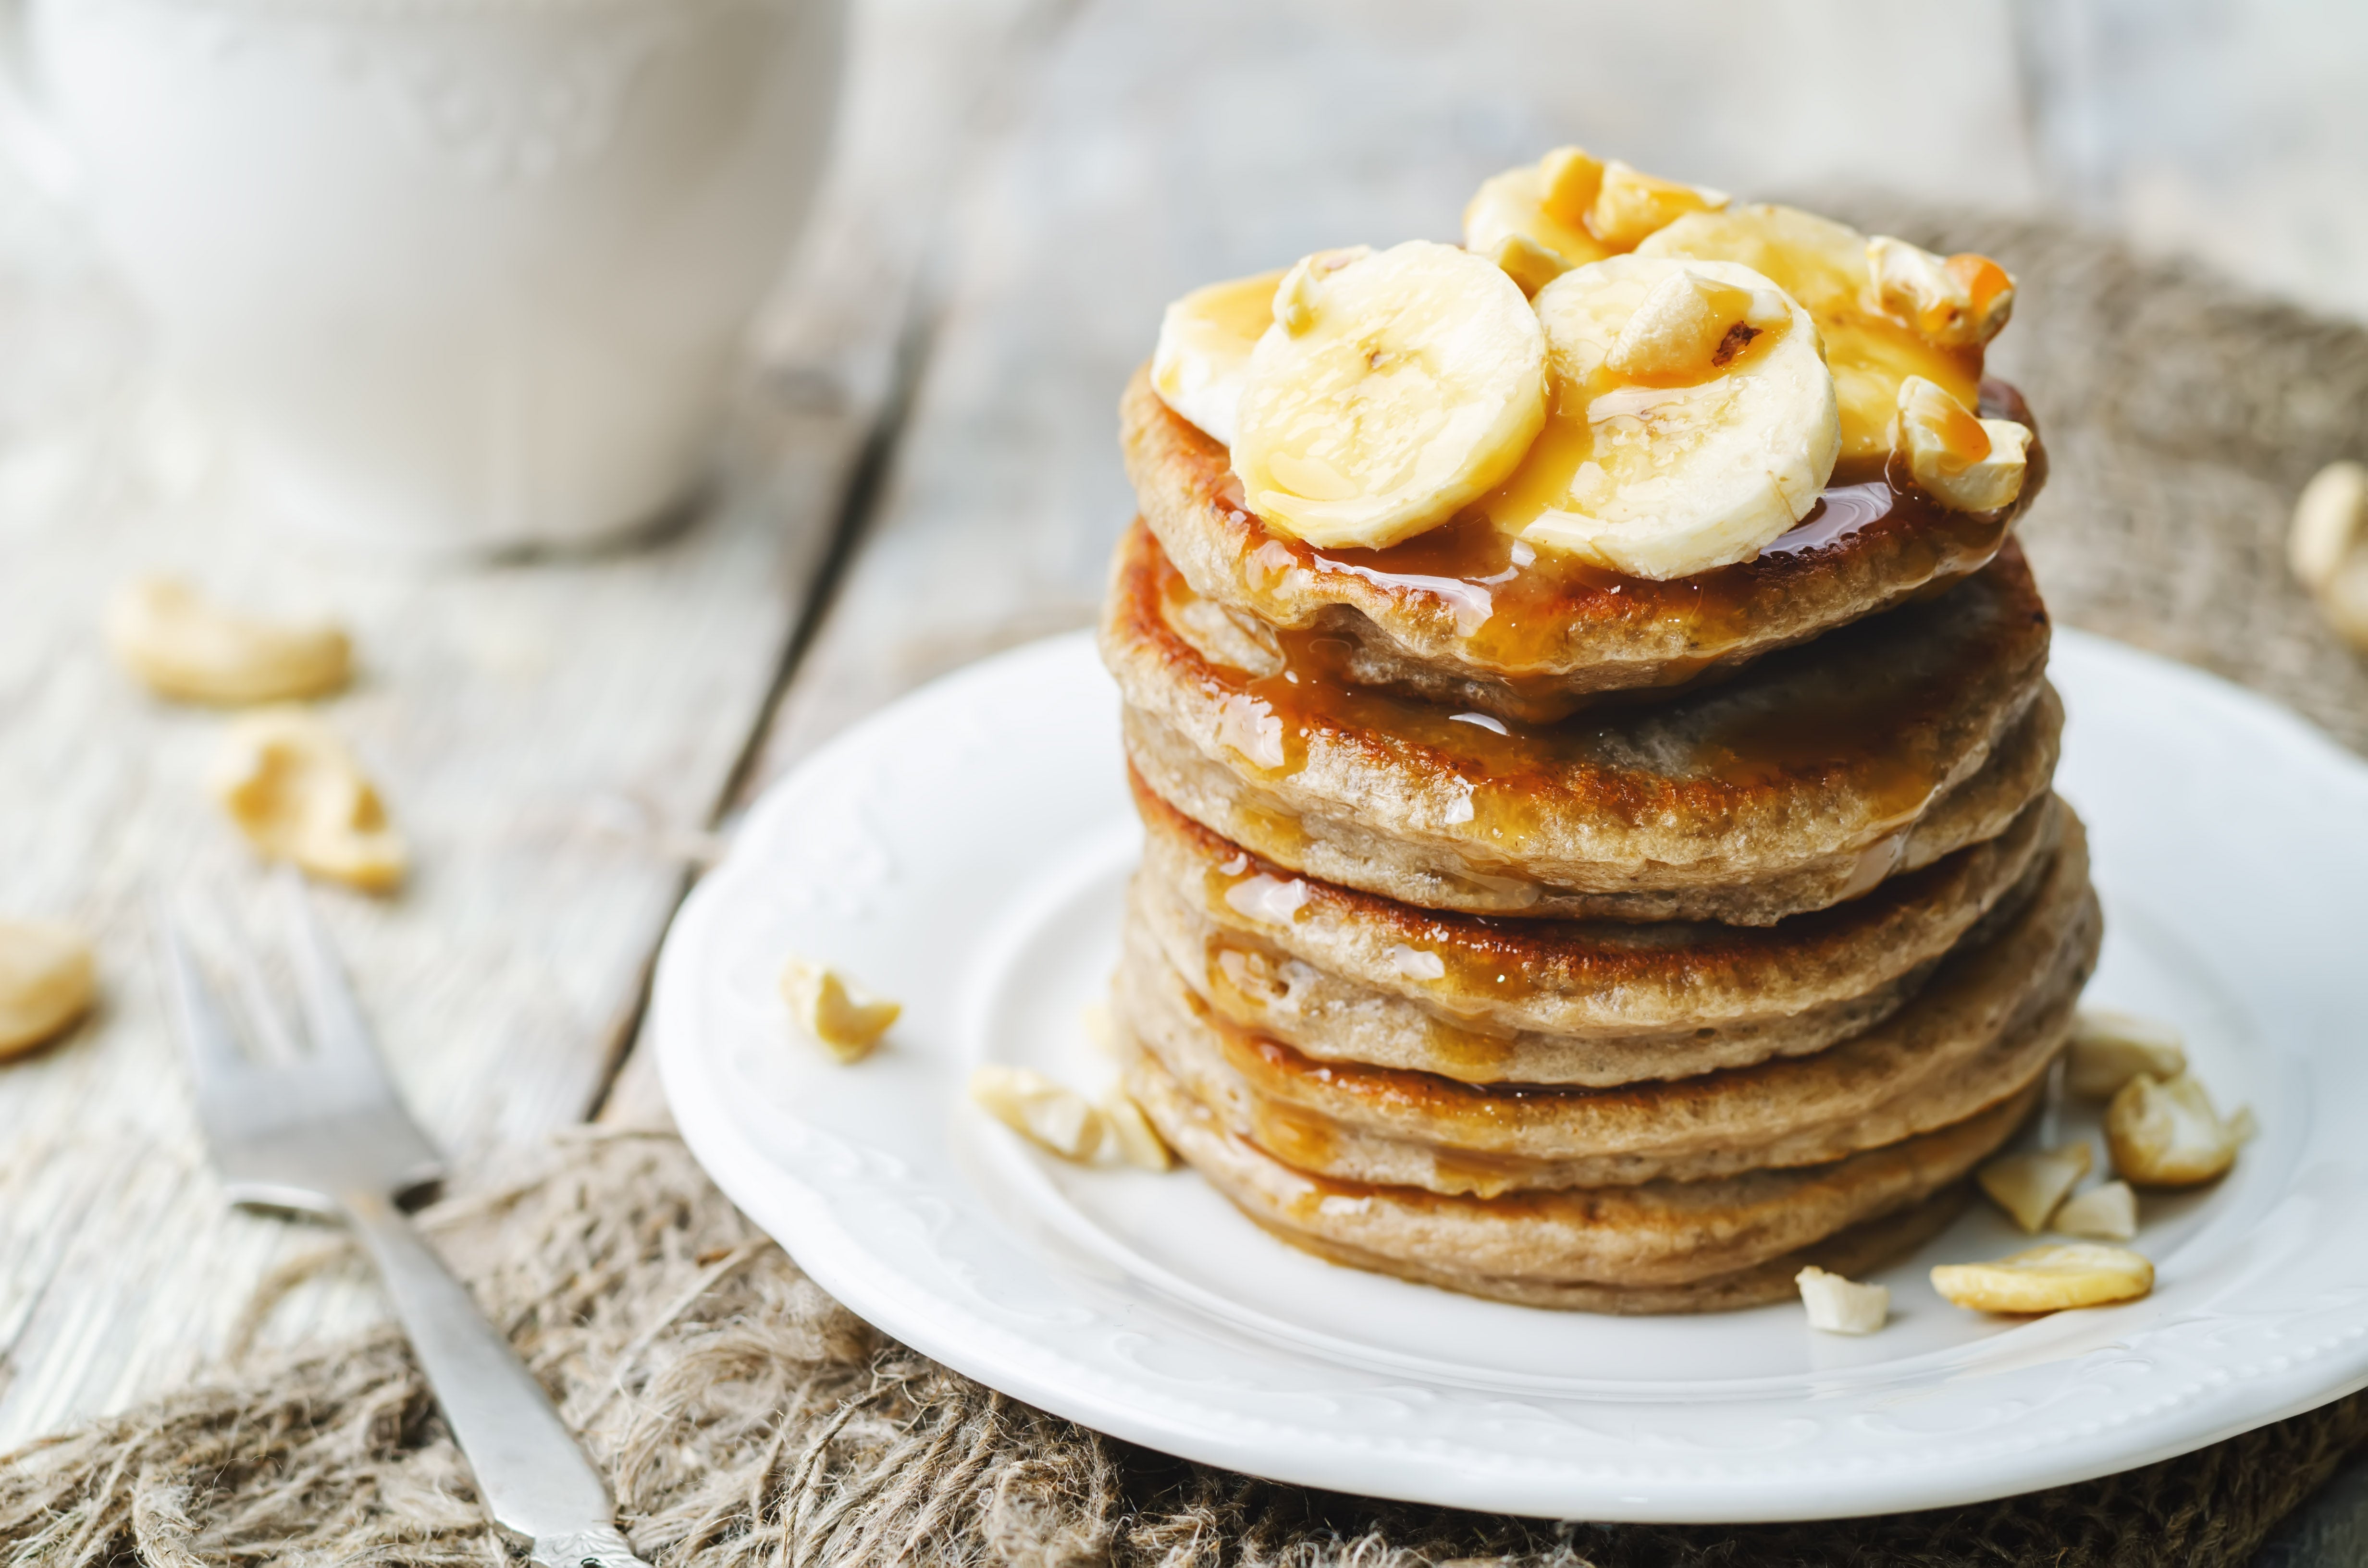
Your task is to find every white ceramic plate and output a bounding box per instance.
[654,628,2368,1522]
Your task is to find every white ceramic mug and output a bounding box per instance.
[5,0,842,556]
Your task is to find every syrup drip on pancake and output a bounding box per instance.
[1141,527,2050,852]
[1206,380,2041,696]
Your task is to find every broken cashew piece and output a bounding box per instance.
[1892,375,2030,513]
[106,577,351,705]
[2066,1008,2186,1099]
[0,919,97,1060]
[1795,1265,1888,1334]
[2106,1071,2245,1187]
[1976,1141,2091,1233]
[1099,1088,1174,1171]
[971,1066,1106,1161]
[780,957,901,1062]
[2289,461,2368,650]
[210,709,407,893]
[2053,1180,2139,1242]
[1932,1243,2154,1313]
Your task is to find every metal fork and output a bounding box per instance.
[155,875,653,1568]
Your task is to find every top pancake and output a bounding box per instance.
[1104,519,2057,923]
[1122,366,2048,723]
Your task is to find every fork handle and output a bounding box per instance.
[341,1188,652,1568]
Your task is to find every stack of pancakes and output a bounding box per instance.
[1098,368,2101,1313]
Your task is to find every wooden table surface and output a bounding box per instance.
[4,0,2366,1541]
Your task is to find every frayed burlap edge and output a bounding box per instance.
[3,1127,2364,1568]
[8,213,2368,1567]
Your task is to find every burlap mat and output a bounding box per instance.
[8,214,2368,1566]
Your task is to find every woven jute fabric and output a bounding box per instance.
[5,1129,2364,1568]
[7,214,2368,1567]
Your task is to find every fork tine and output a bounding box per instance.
[151,893,262,1095]
[276,869,391,1081]
[216,892,305,1066]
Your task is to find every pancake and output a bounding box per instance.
[1264,1187,1973,1315]
[1104,519,2059,923]
[1125,1041,2035,1292]
[1134,773,2061,1081]
[1118,806,2094,1190]
[1121,365,2048,723]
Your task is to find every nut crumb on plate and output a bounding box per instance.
[1976,1141,2091,1233]
[2107,1071,2245,1187]
[780,957,900,1062]
[1795,1265,1888,1334]
[2066,1007,2186,1099]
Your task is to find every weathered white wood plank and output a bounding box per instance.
[0,363,843,1445]
[0,0,1059,1445]
[2014,0,2368,325]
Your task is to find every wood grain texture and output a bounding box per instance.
[0,0,1056,1446]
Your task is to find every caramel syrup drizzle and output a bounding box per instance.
[1149,535,2040,848]
[1208,379,2044,680]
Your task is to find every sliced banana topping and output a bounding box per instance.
[1932,1243,2155,1314]
[1486,256,1838,580]
[1588,159,1728,250]
[1892,376,2031,512]
[1637,204,1984,466]
[1233,241,1546,550]
[1463,146,1612,294]
[2106,1071,2245,1187]
[1151,268,1288,446]
[1867,235,2016,348]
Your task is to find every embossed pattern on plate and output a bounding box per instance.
[655,630,2368,1522]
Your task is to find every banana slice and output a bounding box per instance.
[1463,150,1730,294]
[1636,204,1984,467]
[1893,376,2032,512]
[1233,241,1547,550]
[1484,256,1839,580]
[1932,1243,2154,1314]
[1151,268,1289,446]
[1464,147,1612,294]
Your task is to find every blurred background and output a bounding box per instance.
[730,0,2368,754]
